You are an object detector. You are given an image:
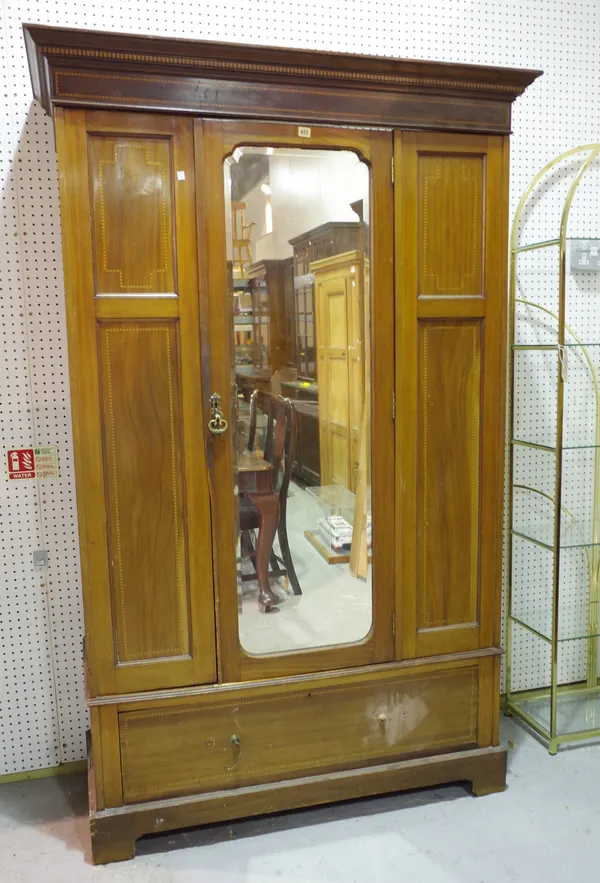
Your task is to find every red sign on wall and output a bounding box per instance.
[6,446,59,480]
[7,449,35,479]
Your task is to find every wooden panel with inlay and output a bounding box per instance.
[396,131,508,660]
[418,153,484,296]
[417,320,482,631]
[55,109,216,695]
[98,321,189,663]
[89,135,175,295]
[119,663,479,803]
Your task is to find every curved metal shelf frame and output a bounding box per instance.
[507,144,600,754]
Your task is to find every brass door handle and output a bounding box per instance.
[208,392,229,436]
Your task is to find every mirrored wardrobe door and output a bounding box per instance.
[199,120,395,682]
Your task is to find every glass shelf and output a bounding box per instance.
[306,484,359,512]
[512,342,600,349]
[511,437,600,451]
[509,684,600,740]
[512,344,600,447]
[511,518,600,549]
[509,603,600,643]
[304,485,371,566]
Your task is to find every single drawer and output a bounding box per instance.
[119,665,478,804]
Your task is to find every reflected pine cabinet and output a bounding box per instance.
[24,23,540,864]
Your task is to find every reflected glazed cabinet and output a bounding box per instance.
[24,23,540,864]
[290,221,364,380]
[235,258,293,400]
[247,259,292,375]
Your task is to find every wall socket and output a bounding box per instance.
[32,550,48,569]
[570,239,600,271]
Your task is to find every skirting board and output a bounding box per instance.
[0,759,87,785]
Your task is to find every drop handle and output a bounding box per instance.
[226,734,242,771]
[208,392,229,436]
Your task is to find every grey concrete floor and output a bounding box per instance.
[1,717,599,883]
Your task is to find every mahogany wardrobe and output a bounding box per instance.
[24,24,540,864]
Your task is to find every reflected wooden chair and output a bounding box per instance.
[240,391,302,603]
[232,200,256,277]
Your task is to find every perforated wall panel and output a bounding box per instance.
[2,0,600,773]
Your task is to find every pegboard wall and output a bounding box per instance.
[2,0,600,775]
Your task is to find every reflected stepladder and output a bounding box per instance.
[224,145,373,655]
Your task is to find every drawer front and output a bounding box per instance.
[119,666,478,803]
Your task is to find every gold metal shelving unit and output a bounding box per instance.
[507,144,600,753]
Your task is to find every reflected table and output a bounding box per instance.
[237,451,281,612]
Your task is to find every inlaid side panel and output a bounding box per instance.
[397,132,507,661]
[417,320,482,631]
[418,154,484,296]
[89,136,175,295]
[98,321,190,663]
